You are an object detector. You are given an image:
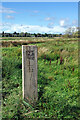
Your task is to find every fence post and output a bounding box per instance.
[22,45,38,104]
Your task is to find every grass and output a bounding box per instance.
[2,37,80,119]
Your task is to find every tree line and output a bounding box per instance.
[1,31,62,37]
[1,27,79,38]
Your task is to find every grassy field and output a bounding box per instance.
[2,37,80,119]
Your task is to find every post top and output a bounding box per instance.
[22,45,37,47]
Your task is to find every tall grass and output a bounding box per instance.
[2,38,79,119]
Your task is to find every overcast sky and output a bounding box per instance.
[0,2,78,33]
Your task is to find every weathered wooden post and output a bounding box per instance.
[22,45,38,105]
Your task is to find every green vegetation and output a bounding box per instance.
[2,38,80,119]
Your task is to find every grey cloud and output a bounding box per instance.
[45,17,55,21]
[6,15,14,19]
[0,5,16,13]
[47,22,54,28]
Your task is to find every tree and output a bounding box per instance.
[2,31,4,37]
[64,27,77,38]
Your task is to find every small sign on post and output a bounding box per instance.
[22,45,38,104]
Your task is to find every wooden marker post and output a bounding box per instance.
[22,45,38,104]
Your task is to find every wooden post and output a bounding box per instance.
[22,45,38,104]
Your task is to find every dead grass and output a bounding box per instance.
[1,40,46,47]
